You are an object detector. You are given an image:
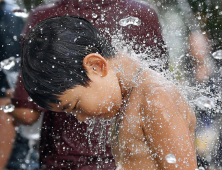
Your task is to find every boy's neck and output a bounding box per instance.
[109,53,141,99]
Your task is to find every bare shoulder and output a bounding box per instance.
[139,69,195,125]
[141,69,177,100]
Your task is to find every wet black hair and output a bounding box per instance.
[21,16,116,110]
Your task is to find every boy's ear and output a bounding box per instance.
[83,53,108,77]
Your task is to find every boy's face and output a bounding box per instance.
[50,53,122,122]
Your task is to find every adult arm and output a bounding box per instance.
[0,98,16,170]
[10,75,41,125]
[188,30,214,83]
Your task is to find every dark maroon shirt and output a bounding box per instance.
[13,0,168,169]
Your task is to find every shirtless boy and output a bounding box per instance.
[21,16,197,170]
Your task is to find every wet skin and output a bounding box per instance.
[50,53,197,170]
[110,70,197,170]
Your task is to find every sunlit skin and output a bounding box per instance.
[50,53,197,170]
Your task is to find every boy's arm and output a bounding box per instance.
[142,86,197,170]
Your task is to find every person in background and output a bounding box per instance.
[187,1,222,169]
[145,0,222,169]
[8,0,168,169]
[187,0,222,83]
[0,0,24,169]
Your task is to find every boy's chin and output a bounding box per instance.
[96,113,115,120]
[77,109,120,123]
[81,115,115,124]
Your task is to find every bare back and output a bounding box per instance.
[110,69,197,170]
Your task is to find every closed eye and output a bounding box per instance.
[73,105,77,110]
[72,101,79,110]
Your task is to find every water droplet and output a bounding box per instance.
[119,16,141,27]
[212,50,222,60]
[105,158,109,163]
[165,154,176,164]
[147,100,151,104]
[0,57,18,70]
[40,28,43,34]
[92,13,98,18]
[101,14,105,21]
[157,1,161,7]
[13,36,18,41]
[28,97,33,102]
[108,106,111,112]
[0,104,15,113]
[150,61,162,66]
[195,96,215,109]
[197,167,205,170]
[21,163,27,169]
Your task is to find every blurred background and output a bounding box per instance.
[0,0,221,170]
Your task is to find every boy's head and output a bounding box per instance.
[21,16,118,116]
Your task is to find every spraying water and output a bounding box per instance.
[2,0,222,168]
[165,154,177,164]
[119,16,141,27]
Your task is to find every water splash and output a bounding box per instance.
[165,154,177,163]
[92,13,98,19]
[98,118,108,153]
[0,57,20,71]
[85,118,96,148]
[1,57,20,89]
[196,167,205,170]
[119,16,141,27]
[0,104,15,113]
[195,96,215,110]
[212,50,222,60]
[28,97,33,102]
